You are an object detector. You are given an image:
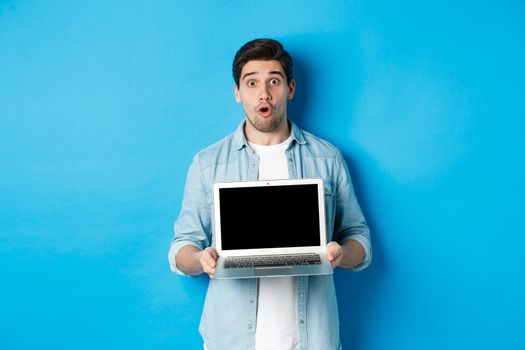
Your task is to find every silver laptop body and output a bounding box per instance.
[213,178,333,279]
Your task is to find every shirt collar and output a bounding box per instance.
[232,118,306,151]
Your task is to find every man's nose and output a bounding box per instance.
[259,86,271,101]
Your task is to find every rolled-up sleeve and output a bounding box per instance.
[332,150,372,271]
[168,153,212,275]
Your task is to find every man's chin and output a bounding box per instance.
[255,120,281,133]
[249,115,286,133]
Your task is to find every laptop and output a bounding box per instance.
[213,178,333,279]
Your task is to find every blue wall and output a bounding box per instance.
[1,1,524,349]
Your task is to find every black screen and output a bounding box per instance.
[219,184,321,250]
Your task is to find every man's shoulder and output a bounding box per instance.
[192,129,238,169]
[197,131,236,154]
[300,128,342,159]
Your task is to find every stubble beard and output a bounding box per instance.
[245,107,286,133]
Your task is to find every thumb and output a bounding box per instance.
[207,247,218,259]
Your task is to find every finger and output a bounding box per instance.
[330,254,340,267]
[327,247,341,260]
[209,258,216,268]
[209,251,218,264]
[207,252,217,268]
[202,249,217,264]
[202,260,216,274]
[201,251,217,277]
[328,253,340,262]
[326,242,340,253]
[329,251,343,266]
[204,257,216,270]
[208,248,218,259]
[207,266,216,279]
[205,266,216,276]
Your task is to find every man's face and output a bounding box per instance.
[234,60,295,135]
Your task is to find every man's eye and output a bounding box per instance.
[247,81,256,87]
[270,79,280,85]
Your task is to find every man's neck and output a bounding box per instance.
[244,118,291,146]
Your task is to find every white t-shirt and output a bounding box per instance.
[205,135,298,350]
[249,135,299,350]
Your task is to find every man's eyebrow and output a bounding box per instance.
[241,70,286,81]
[241,71,257,81]
[268,71,285,78]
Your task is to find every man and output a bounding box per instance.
[168,38,372,350]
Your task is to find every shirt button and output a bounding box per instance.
[299,293,304,298]
[250,300,254,303]
[299,319,304,324]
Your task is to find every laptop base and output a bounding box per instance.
[214,258,333,279]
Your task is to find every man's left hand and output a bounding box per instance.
[326,241,344,267]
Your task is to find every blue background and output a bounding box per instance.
[1,1,524,349]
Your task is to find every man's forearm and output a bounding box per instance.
[175,245,204,276]
[340,239,366,269]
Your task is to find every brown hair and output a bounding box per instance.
[232,38,293,86]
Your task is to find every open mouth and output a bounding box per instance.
[258,104,272,117]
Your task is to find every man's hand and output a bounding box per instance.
[326,240,366,269]
[326,241,344,267]
[176,245,218,277]
[199,247,218,278]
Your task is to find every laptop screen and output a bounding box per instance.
[218,183,321,250]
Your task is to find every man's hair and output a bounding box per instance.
[232,38,293,87]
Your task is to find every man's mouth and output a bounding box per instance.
[257,104,273,117]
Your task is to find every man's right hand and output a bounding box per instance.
[176,245,219,277]
[199,247,218,278]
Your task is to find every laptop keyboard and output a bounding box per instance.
[224,254,322,269]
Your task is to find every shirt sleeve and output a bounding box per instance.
[332,150,372,271]
[168,153,212,275]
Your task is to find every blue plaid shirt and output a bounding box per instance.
[169,120,372,350]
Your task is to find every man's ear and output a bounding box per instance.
[234,83,241,103]
[287,79,296,100]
